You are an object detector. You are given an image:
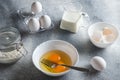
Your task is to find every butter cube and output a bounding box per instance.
[60,11,81,33]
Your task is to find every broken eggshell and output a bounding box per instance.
[88,22,119,48]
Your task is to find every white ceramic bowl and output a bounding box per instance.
[32,40,79,76]
[88,22,119,48]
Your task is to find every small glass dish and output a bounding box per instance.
[88,22,119,48]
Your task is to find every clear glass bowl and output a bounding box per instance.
[0,27,27,63]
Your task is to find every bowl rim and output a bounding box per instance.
[32,40,79,76]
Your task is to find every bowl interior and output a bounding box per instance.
[32,40,79,76]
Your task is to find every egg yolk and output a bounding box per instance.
[53,61,67,73]
[48,53,61,63]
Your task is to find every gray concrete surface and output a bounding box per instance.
[0,0,120,80]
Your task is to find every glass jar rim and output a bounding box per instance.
[0,27,21,50]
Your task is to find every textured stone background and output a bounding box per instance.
[0,0,120,80]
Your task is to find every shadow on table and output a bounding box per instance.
[0,63,13,69]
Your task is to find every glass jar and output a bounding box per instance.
[0,27,27,63]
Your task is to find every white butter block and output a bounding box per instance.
[60,11,81,33]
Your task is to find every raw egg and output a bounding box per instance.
[28,18,40,33]
[40,50,72,73]
[90,56,106,71]
[39,15,51,29]
[31,1,42,14]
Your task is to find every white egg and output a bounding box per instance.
[31,1,42,14]
[28,18,40,33]
[90,56,106,71]
[40,15,51,29]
